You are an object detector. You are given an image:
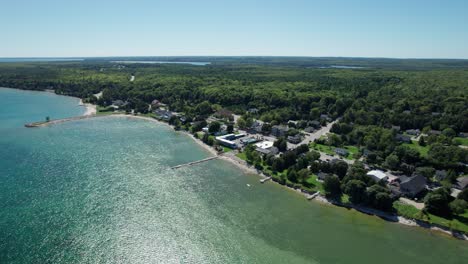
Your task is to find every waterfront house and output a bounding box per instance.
[215,134,238,149]
[399,174,427,197]
[367,170,389,182]
[271,125,289,137]
[334,148,349,157]
[254,141,278,155]
[317,172,331,181]
[154,109,173,121]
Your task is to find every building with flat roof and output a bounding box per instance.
[367,170,389,182]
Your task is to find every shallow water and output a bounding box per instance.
[0,88,467,263]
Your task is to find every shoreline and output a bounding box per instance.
[0,87,97,116]
[22,111,468,241]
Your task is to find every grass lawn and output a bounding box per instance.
[222,146,234,153]
[310,143,359,160]
[453,137,468,146]
[305,174,324,193]
[236,152,247,161]
[393,201,468,233]
[310,143,335,155]
[402,140,430,157]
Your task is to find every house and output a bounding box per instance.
[248,121,263,134]
[304,127,315,133]
[151,99,161,107]
[320,114,331,121]
[317,172,331,181]
[287,134,302,144]
[431,112,441,116]
[429,130,442,136]
[154,109,173,120]
[454,176,468,190]
[214,109,233,120]
[367,170,389,182]
[458,132,468,138]
[254,141,278,155]
[111,100,127,109]
[434,170,447,181]
[271,125,289,137]
[215,134,238,149]
[399,175,427,197]
[406,129,420,136]
[309,120,321,128]
[391,125,401,131]
[256,146,279,155]
[240,136,260,145]
[334,148,349,157]
[403,110,411,114]
[395,134,411,143]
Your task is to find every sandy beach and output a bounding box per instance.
[79,99,97,116]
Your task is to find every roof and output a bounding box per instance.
[456,176,468,190]
[255,141,274,149]
[400,175,427,195]
[367,170,388,181]
[334,148,349,155]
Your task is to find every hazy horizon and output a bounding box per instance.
[1,0,467,59]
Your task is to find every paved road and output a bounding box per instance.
[299,120,338,146]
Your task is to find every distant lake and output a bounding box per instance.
[111,60,210,66]
[0,58,84,62]
[320,65,365,69]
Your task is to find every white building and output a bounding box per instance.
[367,170,389,182]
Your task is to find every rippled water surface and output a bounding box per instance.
[1,88,467,263]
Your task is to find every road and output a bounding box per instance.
[298,120,338,146]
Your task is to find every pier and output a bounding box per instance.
[306,191,320,200]
[170,156,219,169]
[25,115,99,127]
[260,177,272,183]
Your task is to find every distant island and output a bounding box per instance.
[1,56,467,238]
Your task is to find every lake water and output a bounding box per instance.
[111,61,210,66]
[0,88,467,263]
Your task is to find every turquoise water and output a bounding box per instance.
[0,88,467,263]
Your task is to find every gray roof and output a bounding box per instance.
[400,175,426,196]
[455,176,468,190]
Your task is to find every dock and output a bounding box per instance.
[170,156,219,169]
[260,177,272,183]
[306,191,320,200]
[25,115,98,127]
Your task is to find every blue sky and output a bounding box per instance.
[1,0,467,58]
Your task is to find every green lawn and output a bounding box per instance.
[222,146,234,153]
[402,141,430,157]
[453,137,468,146]
[393,201,468,233]
[236,152,247,161]
[310,143,359,160]
[305,174,324,193]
